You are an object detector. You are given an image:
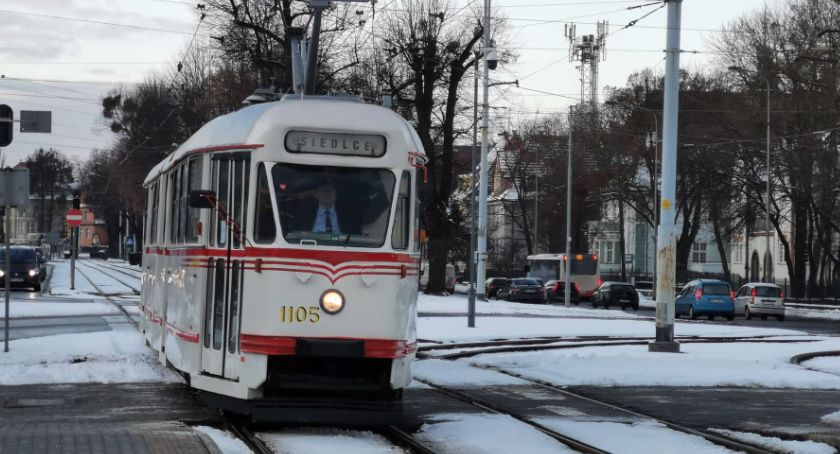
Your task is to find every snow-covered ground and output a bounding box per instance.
[194,426,253,454]
[802,356,840,376]
[259,429,403,454]
[49,260,107,299]
[708,429,836,454]
[0,330,181,385]
[420,293,647,319]
[4,300,119,318]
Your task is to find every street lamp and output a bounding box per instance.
[728,65,772,283]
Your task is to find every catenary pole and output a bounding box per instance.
[468,49,479,328]
[3,170,9,352]
[564,106,574,308]
[650,0,682,353]
[476,0,491,299]
[765,79,772,282]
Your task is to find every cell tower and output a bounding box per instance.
[565,20,608,112]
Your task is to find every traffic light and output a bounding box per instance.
[0,105,12,147]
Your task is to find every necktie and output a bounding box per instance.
[324,209,333,233]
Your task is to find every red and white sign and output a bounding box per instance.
[66,209,83,226]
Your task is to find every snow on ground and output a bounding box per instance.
[786,306,840,321]
[194,426,253,454]
[802,357,840,376]
[49,261,106,299]
[419,293,645,320]
[821,410,840,425]
[536,419,735,454]
[463,339,840,389]
[417,413,577,454]
[0,330,181,385]
[708,428,836,454]
[3,301,119,318]
[418,315,805,344]
[258,428,404,454]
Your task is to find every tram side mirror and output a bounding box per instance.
[189,190,216,209]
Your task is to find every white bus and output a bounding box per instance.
[527,253,601,299]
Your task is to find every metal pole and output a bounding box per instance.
[476,0,491,299]
[468,51,479,328]
[652,114,659,294]
[303,5,325,95]
[70,226,76,291]
[534,146,539,253]
[650,0,682,353]
[765,79,772,283]
[3,172,9,353]
[564,106,574,308]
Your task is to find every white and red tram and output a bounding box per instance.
[140,95,426,421]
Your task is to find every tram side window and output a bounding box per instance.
[255,164,277,243]
[151,182,160,245]
[169,168,180,244]
[185,157,202,243]
[144,186,153,245]
[391,171,410,250]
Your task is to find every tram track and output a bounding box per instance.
[420,336,818,360]
[73,263,139,330]
[417,335,789,454]
[75,260,141,295]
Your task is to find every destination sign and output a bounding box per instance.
[285,131,386,157]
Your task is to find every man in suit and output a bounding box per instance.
[311,182,343,234]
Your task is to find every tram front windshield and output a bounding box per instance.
[269,164,396,248]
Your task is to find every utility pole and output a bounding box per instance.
[765,79,772,283]
[468,47,480,328]
[564,106,575,308]
[476,0,492,299]
[649,0,682,353]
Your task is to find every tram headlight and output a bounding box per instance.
[320,289,345,314]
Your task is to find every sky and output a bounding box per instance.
[0,0,774,167]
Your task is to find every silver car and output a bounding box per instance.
[733,283,785,321]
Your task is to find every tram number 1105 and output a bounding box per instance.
[281,306,321,324]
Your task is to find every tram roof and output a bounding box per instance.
[144,96,425,185]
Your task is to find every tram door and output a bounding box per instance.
[201,153,250,378]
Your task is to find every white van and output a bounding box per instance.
[420,262,457,294]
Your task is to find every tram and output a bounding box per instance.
[139,95,427,422]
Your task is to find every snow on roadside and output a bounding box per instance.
[537,419,735,454]
[4,301,118,318]
[418,315,804,344]
[785,306,840,321]
[417,413,577,454]
[802,357,840,376]
[466,339,840,389]
[194,426,253,454]
[821,410,840,426]
[0,330,181,385]
[708,428,836,454]
[258,429,404,454]
[419,293,645,320]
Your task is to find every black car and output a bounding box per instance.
[0,247,46,291]
[542,280,580,304]
[593,282,639,310]
[485,277,510,299]
[497,278,543,302]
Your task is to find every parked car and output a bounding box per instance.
[497,278,544,302]
[634,280,654,299]
[419,263,457,294]
[543,280,580,304]
[592,282,640,310]
[0,246,46,291]
[734,283,785,321]
[485,277,510,299]
[675,279,735,321]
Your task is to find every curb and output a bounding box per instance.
[790,350,840,365]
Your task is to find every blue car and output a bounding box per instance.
[675,279,735,321]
